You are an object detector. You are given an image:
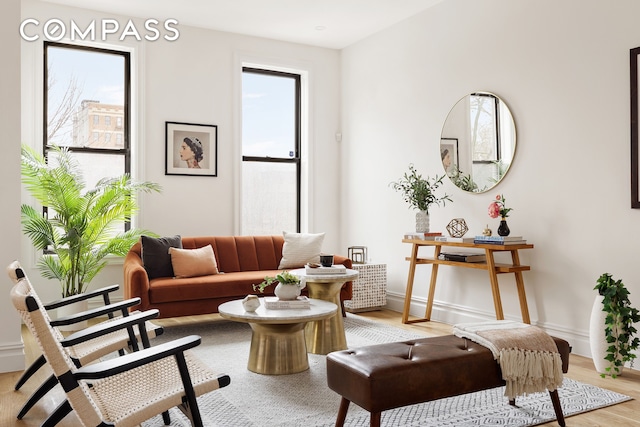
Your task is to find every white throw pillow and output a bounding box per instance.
[278,231,325,269]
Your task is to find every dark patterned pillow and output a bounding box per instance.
[141,235,182,279]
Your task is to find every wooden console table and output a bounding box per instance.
[401,238,534,325]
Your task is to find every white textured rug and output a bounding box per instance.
[141,314,631,427]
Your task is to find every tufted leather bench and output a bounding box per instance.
[326,334,571,427]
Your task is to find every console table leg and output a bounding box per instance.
[511,250,531,324]
[484,249,505,320]
[402,243,419,323]
[424,246,441,320]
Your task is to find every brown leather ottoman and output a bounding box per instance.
[326,335,571,427]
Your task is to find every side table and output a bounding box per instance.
[344,263,387,312]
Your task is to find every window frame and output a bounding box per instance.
[241,67,302,232]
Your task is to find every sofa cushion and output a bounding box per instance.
[278,231,325,269]
[141,235,182,279]
[169,244,219,278]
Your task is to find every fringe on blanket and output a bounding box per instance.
[453,320,564,399]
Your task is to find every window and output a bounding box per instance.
[105,116,111,127]
[44,41,131,230]
[241,67,301,235]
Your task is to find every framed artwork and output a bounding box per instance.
[440,138,459,174]
[165,121,218,176]
[631,47,640,207]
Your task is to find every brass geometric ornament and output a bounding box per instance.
[446,218,468,238]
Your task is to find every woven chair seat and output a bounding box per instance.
[85,350,225,426]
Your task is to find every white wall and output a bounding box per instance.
[0,0,25,372]
[341,0,640,359]
[17,0,341,306]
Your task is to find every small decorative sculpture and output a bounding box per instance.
[242,295,260,312]
[348,246,367,264]
[482,224,492,236]
[446,218,468,238]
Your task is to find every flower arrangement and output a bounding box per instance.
[253,270,302,293]
[390,164,452,213]
[488,194,513,219]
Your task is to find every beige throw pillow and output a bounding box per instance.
[278,231,325,269]
[169,245,219,278]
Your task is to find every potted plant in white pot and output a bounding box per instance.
[390,163,452,233]
[253,271,305,300]
[20,144,161,307]
[590,273,640,378]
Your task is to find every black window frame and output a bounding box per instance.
[241,67,302,232]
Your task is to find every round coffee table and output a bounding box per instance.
[290,268,359,355]
[218,298,337,375]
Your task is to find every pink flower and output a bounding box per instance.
[488,202,501,218]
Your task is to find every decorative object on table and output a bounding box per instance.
[482,224,492,236]
[165,121,218,177]
[253,270,305,301]
[590,273,640,378]
[20,144,161,299]
[446,218,468,238]
[390,163,452,233]
[320,253,334,267]
[348,246,368,264]
[242,294,261,312]
[488,194,513,236]
[263,296,311,309]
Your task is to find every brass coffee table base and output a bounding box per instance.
[305,281,347,355]
[248,322,308,375]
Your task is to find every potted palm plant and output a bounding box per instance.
[390,163,452,233]
[590,273,640,378]
[20,144,161,298]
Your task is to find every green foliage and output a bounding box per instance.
[448,164,480,192]
[594,273,640,378]
[21,144,162,297]
[253,270,301,293]
[390,164,452,213]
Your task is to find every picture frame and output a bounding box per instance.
[631,47,640,207]
[440,137,459,174]
[165,121,218,176]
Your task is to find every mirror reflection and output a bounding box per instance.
[440,92,516,193]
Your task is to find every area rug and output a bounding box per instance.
[140,314,631,427]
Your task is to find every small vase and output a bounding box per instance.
[497,219,510,236]
[274,283,301,300]
[415,210,430,233]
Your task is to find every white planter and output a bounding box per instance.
[415,210,430,233]
[56,299,89,332]
[589,294,624,376]
[274,283,301,301]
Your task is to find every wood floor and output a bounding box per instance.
[1,309,639,426]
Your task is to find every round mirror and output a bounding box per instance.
[440,92,516,193]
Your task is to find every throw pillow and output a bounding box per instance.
[169,245,219,278]
[141,235,182,279]
[278,231,325,269]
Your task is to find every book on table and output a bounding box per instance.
[438,252,487,262]
[434,236,475,243]
[404,232,443,240]
[264,296,311,309]
[304,264,347,275]
[473,236,526,245]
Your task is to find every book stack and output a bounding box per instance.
[305,264,347,275]
[473,235,527,245]
[264,296,311,309]
[438,252,486,262]
[403,232,443,240]
[434,236,475,243]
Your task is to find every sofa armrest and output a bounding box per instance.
[123,248,152,312]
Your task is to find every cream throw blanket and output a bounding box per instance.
[453,320,564,399]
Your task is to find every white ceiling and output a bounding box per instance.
[41,0,444,49]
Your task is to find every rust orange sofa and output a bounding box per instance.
[123,235,352,318]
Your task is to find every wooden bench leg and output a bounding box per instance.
[335,397,350,427]
[549,390,565,427]
[370,411,381,427]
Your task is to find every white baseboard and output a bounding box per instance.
[0,340,25,374]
